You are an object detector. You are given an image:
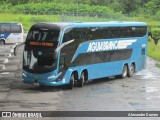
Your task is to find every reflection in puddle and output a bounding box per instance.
[135,70,160,80]
[146,87,159,93]
[146,96,160,100]
[1,72,14,75]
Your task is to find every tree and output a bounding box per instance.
[117,0,148,14]
[145,0,160,15]
[150,28,160,45]
[9,0,29,5]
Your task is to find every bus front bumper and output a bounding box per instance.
[22,71,69,86]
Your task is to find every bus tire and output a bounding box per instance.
[78,72,85,87]
[0,40,5,45]
[121,64,128,79]
[128,63,135,77]
[68,74,74,89]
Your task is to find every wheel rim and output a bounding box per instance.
[80,72,85,86]
[130,64,135,75]
[70,74,74,87]
[123,65,127,77]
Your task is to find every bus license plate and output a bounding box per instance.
[33,83,39,86]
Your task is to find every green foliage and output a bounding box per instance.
[144,0,160,16]
[156,63,160,68]
[153,11,160,21]
[0,0,158,16]
[150,28,160,44]
[0,3,12,12]
[4,0,160,17]
[0,2,116,14]
[148,39,160,61]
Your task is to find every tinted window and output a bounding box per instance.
[63,26,147,43]
[63,28,76,43]
[0,24,23,33]
[72,49,133,66]
[0,25,10,33]
[27,29,60,42]
[11,25,22,33]
[92,26,147,39]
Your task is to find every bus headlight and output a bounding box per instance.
[48,74,57,79]
[22,72,27,77]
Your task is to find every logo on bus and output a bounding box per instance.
[87,39,137,52]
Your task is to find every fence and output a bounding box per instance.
[27,12,136,23]
[22,12,136,31]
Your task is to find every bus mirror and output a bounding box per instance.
[14,42,25,56]
[54,39,74,59]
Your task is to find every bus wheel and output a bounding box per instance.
[128,64,135,77]
[121,65,128,79]
[0,40,5,45]
[78,72,85,87]
[68,74,75,89]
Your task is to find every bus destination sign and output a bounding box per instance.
[29,41,54,47]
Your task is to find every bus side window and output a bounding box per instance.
[11,25,21,33]
[63,29,75,43]
[0,25,10,33]
[103,28,110,39]
[86,28,93,40]
[75,28,86,42]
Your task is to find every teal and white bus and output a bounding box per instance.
[16,22,147,89]
[0,22,24,44]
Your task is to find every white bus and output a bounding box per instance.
[0,22,24,44]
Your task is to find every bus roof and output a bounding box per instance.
[0,22,21,24]
[32,21,147,30]
[0,22,22,26]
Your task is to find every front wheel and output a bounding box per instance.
[121,65,128,79]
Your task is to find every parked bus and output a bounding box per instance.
[18,22,147,89]
[0,22,24,44]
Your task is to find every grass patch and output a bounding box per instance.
[148,38,160,61]
[155,63,160,68]
[0,13,61,31]
[0,13,160,31]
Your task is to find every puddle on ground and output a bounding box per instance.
[135,71,160,80]
[146,87,159,93]
[1,72,13,75]
[146,96,160,100]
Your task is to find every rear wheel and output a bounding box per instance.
[78,72,85,87]
[68,74,74,89]
[121,65,128,79]
[128,64,135,77]
[0,40,5,45]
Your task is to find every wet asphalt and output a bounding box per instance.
[0,43,160,120]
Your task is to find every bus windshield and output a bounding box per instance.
[23,49,57,74]
[26,29,60,42]
[23,29,60,74]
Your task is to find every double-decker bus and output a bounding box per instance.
[0,22,24,44]
[18,22,147,89]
